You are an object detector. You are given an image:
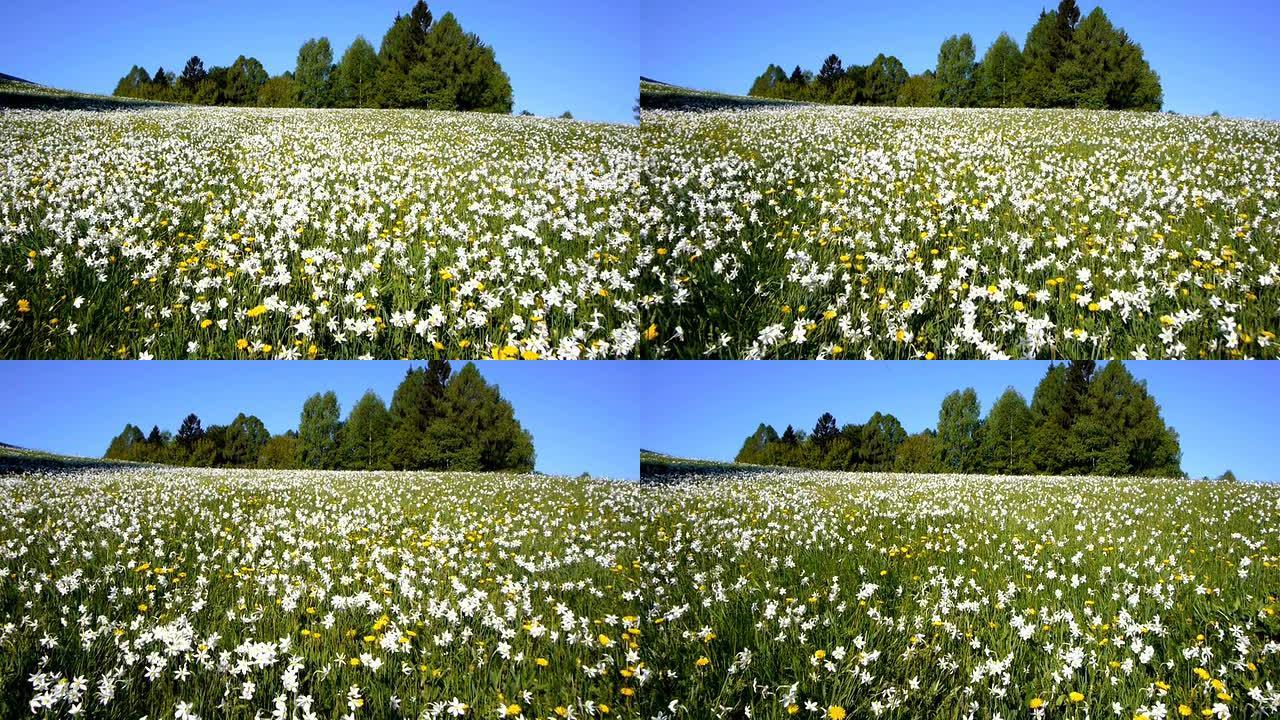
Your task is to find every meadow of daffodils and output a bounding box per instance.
[4,466,1278,719]
[0,108,641,359]
[639,105,1280,359]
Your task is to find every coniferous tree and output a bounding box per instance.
[1021,10,1068,107]
[817,54,844,95]
[812,412,839,447]
[387,361,451,469]
[180,56,207,94]
[177,413,204,449]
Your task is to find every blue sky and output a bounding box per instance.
[634,361,1280,483]
[642,0,1280,120]
[0,0,640,123]
[0,361,639,480]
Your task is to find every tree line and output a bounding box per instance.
[735,361,1182,478]
[112,1,512,112]
[749,0,1161,111]
[104,361,534,472]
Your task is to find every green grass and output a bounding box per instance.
[638,84,1280,359]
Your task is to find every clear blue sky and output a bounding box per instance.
[634,362,1280,483]
[0,361,639,480]
[0,0,640,123]
[642,0,1280,120]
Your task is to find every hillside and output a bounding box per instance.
[0,444,140,474]
[639,78,803,111]
[0,77,174,110]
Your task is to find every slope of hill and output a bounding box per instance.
[0,77,173,110]
[0,445,140,474]
[639,79,803,111]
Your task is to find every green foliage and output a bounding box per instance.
[295,37,334,108]
[224,413,270,467]
[748,2,1160,111]
[733,362,1182,478]
[256,75,300,107]
[102,361,535,474]
[298,391,342,469]
[975,33,1023,107]
[896,73,940,107]
[334,37,380,108]
[111,2,512,113]
[936,34,977,107]
[894,432,942,473]
[938,387,982,471]
[978,388,1033,474]
[257,434,301,469]
[339,391,391,470]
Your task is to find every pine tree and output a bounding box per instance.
[812,412,838,447]
[1021,10,1067,107]
[177,413,204,448]
[388,361,451,469]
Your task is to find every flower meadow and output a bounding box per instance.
[1,468,654,719]
[4,466,1279,719]
[639,103,1280,359]
[0,108,641,359]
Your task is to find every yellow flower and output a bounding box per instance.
[1178,706,1192,717]
[349,657,360,666]
[828,706,846,720]
[695,656,710,667]
[200,319,213,329]
[620,688,634,697]
[831,344,844,356]
[261,344,272,354]
[823,310,837,320]
[535,657,549,667]
[505,703,521,717]
[787,705,799,716]
[598,634,612,647]
[814,649,826,660]
[1194,668,1211,681]
[17,299,31,313]
[1013,300,1025,312]
[1088,302,1100,312]
[246,304,267,318]
[924,351,936,360]
[1069,691,1085,703]
[645,324,659,341]
[1029,698,1044,710]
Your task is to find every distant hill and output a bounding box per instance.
[639,449,781,482]
[0,76,174,111]
[0,444,142,474]
[639,79,804,112]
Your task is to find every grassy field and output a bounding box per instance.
[4,465,1277,718]
[0,106,641,359]
[1,467,652,718]
[638,85,1280,359]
